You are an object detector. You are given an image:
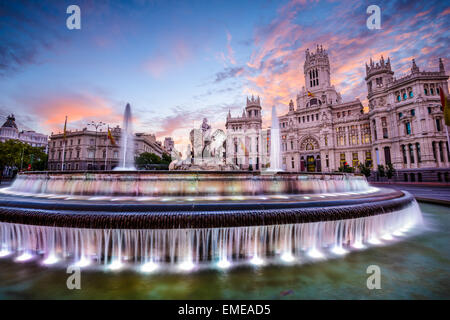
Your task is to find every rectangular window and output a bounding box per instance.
[436,118,442,132]
[340,153,346,167]
[352,153,359,167]
[405,122,411,135]
[365,151,372,166]
[402,145,407,164]
[409,145,415,164]
[383,127,388,139]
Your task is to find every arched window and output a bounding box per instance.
[430,88,434,95]
[424,88,428,95]
[397,95,401,102]
[403,93,407,100]
[409,91,413,98]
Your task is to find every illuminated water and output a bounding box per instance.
[0,200,422,271]
[268,105,282,172]
[0,202,446,299]
[114,103,135,170]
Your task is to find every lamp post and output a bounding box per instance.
[88,121,105,171]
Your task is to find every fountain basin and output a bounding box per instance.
[0,171,422,271]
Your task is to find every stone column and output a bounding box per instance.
[405,144,411,168]
[434,141,441,168]
[411,144,417,169]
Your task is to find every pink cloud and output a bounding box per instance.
[143,39,193,78]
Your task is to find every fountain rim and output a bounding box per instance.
[18,170,364,177]
[0,191,415,229]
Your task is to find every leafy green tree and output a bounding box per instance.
[386,162,395,179]
[161,153,172,164]
[377,164,386,178]
[135,152,162,167]
[358,160,372,178]
[0,140,48,172]
[338,162,354,173]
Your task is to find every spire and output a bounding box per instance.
[242,109,246,117]
[439,58,445,73]
[289,99,294,112]
[227,109,231,119]
[411,58,419,74]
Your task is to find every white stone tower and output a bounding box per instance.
[304,44,331,91]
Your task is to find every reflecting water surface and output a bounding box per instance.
[0,203,448,300]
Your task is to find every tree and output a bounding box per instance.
[358,160,372,178]
[0,140,48,172]
[377,164,385,178]
[135,152,162,167]
[386,162,395,179]
[161,153,172,164]
[338,161,354,173]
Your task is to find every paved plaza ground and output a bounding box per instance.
[371,182,450,205]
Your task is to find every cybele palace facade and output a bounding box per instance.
[277,45,449,181]
[225,45,450,182]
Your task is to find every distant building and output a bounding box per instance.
[0,114,48,148]
[48,126,165,171]
[164,137,175,153]
[225,96,269,170]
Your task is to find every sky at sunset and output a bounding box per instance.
[1,0,449,150]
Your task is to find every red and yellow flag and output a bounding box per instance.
[107,127,116,146]
[307,91,314,97]
[440,87,450,126]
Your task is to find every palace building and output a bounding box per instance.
[277,45,449,182]
[226,45,449,182]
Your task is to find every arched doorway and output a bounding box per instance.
[299,136,321,172]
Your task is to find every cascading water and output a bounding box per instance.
[0,200,423,272]
[115,103,135,170]
[267,105,283,172]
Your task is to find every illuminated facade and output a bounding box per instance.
[275,45,449,181]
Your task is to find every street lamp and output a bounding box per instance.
[88,121,105,170]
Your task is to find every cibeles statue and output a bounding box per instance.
[170,118,238,171]
[201,118,212,142]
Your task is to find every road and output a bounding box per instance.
[371,183,450,205]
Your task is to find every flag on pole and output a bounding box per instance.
[307,91,314,97]
[440,87,450,126]
[107,127,116,146]
[63,116,68,140]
